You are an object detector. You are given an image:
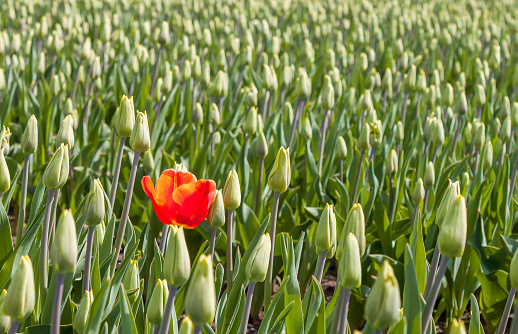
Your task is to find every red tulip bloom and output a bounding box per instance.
[142,169,217,229]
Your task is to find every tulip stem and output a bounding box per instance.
[340,159,344,183]
[159,225,169,255]
[209,227,217,259]
[423,245,441,300]
[16,154,30,242]
[71,60,83,103]
[153,328,159,334]
[193,326,202,334]
[318,110,330,176]
[496,287,516,334]
[509,296,518,334]
[158,286,178,334]
[352,150,365,203]
[7,322,19,334]
[264,191,280,312]
[287,99,301,149]
[255,158,264,213]
[111,151,140,278]
[338,288,351,334]
[109,137,126,212]
[49,188,61,247]
[39,189,56,302]
[227,210,234,294]
[314,251,328,283]
[238,282,256,334]
[51,273,65,334]
[450,116,463,159]
[149,45,163,96]
[389,177,394,218]
[330,286,344,334]
[422,256,450,334]
[83,226,95,293]
[243,135,250,163]
[411,203,419,231]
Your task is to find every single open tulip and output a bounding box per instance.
[142,169,217,229]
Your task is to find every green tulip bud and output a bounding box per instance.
[207,190,225,228]
[339,233,362,289]
[244,85,258,107]
[436,180,460,227]
[74,290,94,333]
[50,210,77,273]
[122,260,140,303]
[443,83,454,107]
[244,107,257,135]
[296,69,311,98]
[246,233,271,283]
[3,256,35,322]
[182,60,192,81]
[212,71,229,97]
[425,85,436,107]
[143,151,155,175]
[130,111,151,152]
[301,117,313,141]
[210,103,221,125]
[473,84,486,107]
[500,117,512,143]
[358,123,371,151]
[256,130,269,158]
[450,319,467,334]
[357,52,368,71]
[413,178,425,203]
[162,71,173,95]
[164,226,191,287]
[179,316,194,334]
[382,68,392,91]
[431,118,445,146]
[481,142,493,171]
[364,260,401,330]
[473,122,485,149]
[438,195,467,258]
[489,44,501,70]
[424,162,435,189]
[158,21,170,45]
[92,57,101,78]
[455,91,468,115]
[147,279,169,327]
[395,121,404,142]
[0,290,10,333]
[321,76,335,111]
[21,115,38,155]
[416,70,427,93]
[56,115,75,149]
[202,62,210,86]
[405,65,416,91]
[361,90,374,111]
[369,120,383,147]
[0,149,9,194]
[223,170,241,210]
[192,102,203,124]
[315,204,337,256]
[83,179,105,226]
[281,65,293,88]
[386,149,398,176]
[43,144,69,190]
[502,96,511,118]
[268,147,291,193]
[117,96,135,138]
[337,136,347,159]
[50,74,60,97]
[337,203,366,259]
[185,255,215,326]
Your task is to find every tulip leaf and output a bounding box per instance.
[403,244,422,334]
[0,199,13,264]
[85,278,112,334]
[304,277,325,334]
[469,294,483,334]
[119,284,139,334]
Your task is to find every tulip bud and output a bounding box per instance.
[50,210,78,273]
[147,279,169,327]
[256,130,269,158]
[339,233,362,289]
[386,149,398,176]
[413,178,425,204]
[246,233,271,283]
[207,190,225,228]
[179,317,194,334]
[185,255,215,326]
[321,76,335,111]
[268,147,291,193]
[301,117,313,141]
[337,136,347,159]
[22,115,38,155]
[143,151,155,175]
[244,85,258,107]
[158,21,170,45]
[0,290,9,333]
[223,170,241,210]
[74,290,94,333]
[164,226,191,287]
[123,260,140,303]
[473,122,485,149]
[83,179,105,226]
[395,121,404,142]
[416,70,427,93]
[358,123,371,151]
[443,83,454,107]
[0,149,9,194]
[182,60,192,81]
[315,204,337,256]
[364,260,401,330]
[3,256,35,322]
[56,115,75,149]
[455,91,468,115]
[191,102,204,125]
[337,203,366,259]
[424,162,435,189]
[438,195,467,258]
[473,84,486,107]
[481,142,493,171]
[210,103,221,125]
[43,144,69,190]
[369,121,383,147]
[117,96,135,138]
[500,117,512,143]
[130,111,151,152]
[244,107,257,135]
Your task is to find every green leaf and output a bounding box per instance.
[119,283,139,334]
[468,294,483,334]
[85,278,112,334]
[403,244,422,334]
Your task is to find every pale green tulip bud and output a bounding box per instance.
[443,83,454,107]
[425,86,436,107]
[436,180,460,227]
[268,147,291,193]
[256,130,268,158]
[431,118,445,146]
[223,170,241,210]
[3,256,35,322]
[179,317,194,334]
[130,55,139,74]
[473,122,485,149]
[117,96,135,137]
[358,123,371,151]
[185,255,215,326]
[473,84,486,107]
[92,56,101,78]
[321,76,335,111]
[43,144,69,190]
[450,319,467,334]
[489,44,501,70]
[261,64,273,90]
[56,115,75,149]
[0,290,10,333]
[361,90,374,111]
[358,52,368,71]
[301,117,313,141]
[416,70,427,93]
[386,149,398,176]
[164,226,191,287]
[182,60,192,81]
[281,65,293,88]
[405,65,416,91]
[210,103,221,125]
[500,117,512,143]
[153,79,163,102]
[143,151,155,175]
[21,115,38,155]
[337,136,347,159]
[50,210,78,273]
[244,107,257,135]
[50,74,60,96]
[337,203,366,259]
[339,233,362,289]
[315,204,337,256]
[207,190,225,228]
[147,279,169,327]
[424,162,435,189]
[130,111,151,152]
[192,103,203,124]
[455,91,468,115]
[364,260,401,330]
[369,120,383,147]
[382,68,392,91]
[296,69,311,98]
[122,260,140,303]
[395,121,404,142]
[158,21,170,45]
[202,62,210,86]
[244,85,258,107]
[438,195,467,258]
[481,142,493,171]
[162,71,173,95]
[74,290,94,333]
[502,97,511,118]
[413,178,425,203]
[246,233,271,283]
[83,179,105,226]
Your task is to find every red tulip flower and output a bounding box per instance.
[142,169,217,229]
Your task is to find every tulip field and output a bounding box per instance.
[2,0,518,333]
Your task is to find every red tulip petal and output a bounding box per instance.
[142,175,174,225]
[172,180,217,229]
[142,175,157,201]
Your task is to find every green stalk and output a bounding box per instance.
[110,151,140,277]
[208,227,217,259]
[314,251,328,283]
[193,326,202,334]
[238,282,256,334]
[255,158,265,213]
[496,287,516,334]
[109,137,126,212]
[50,273,65,334]
[422,256,450,334]
[227,210,234,294]
[423,245,441,300]
[71,60,83,103]
[149,45,163,96]
[16,154,30,242]
[39,189,56,302]
[159,224,169,255]
[351,150,365,203]
[158,286,178,334]
[338,288,351,334]
[264,191,280,311]
[330,286,344,334]
[7,322,19,334]
[48,188,60,247]
[318,110,330,176]
[82,226,95,293]
[449,115,463,159]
